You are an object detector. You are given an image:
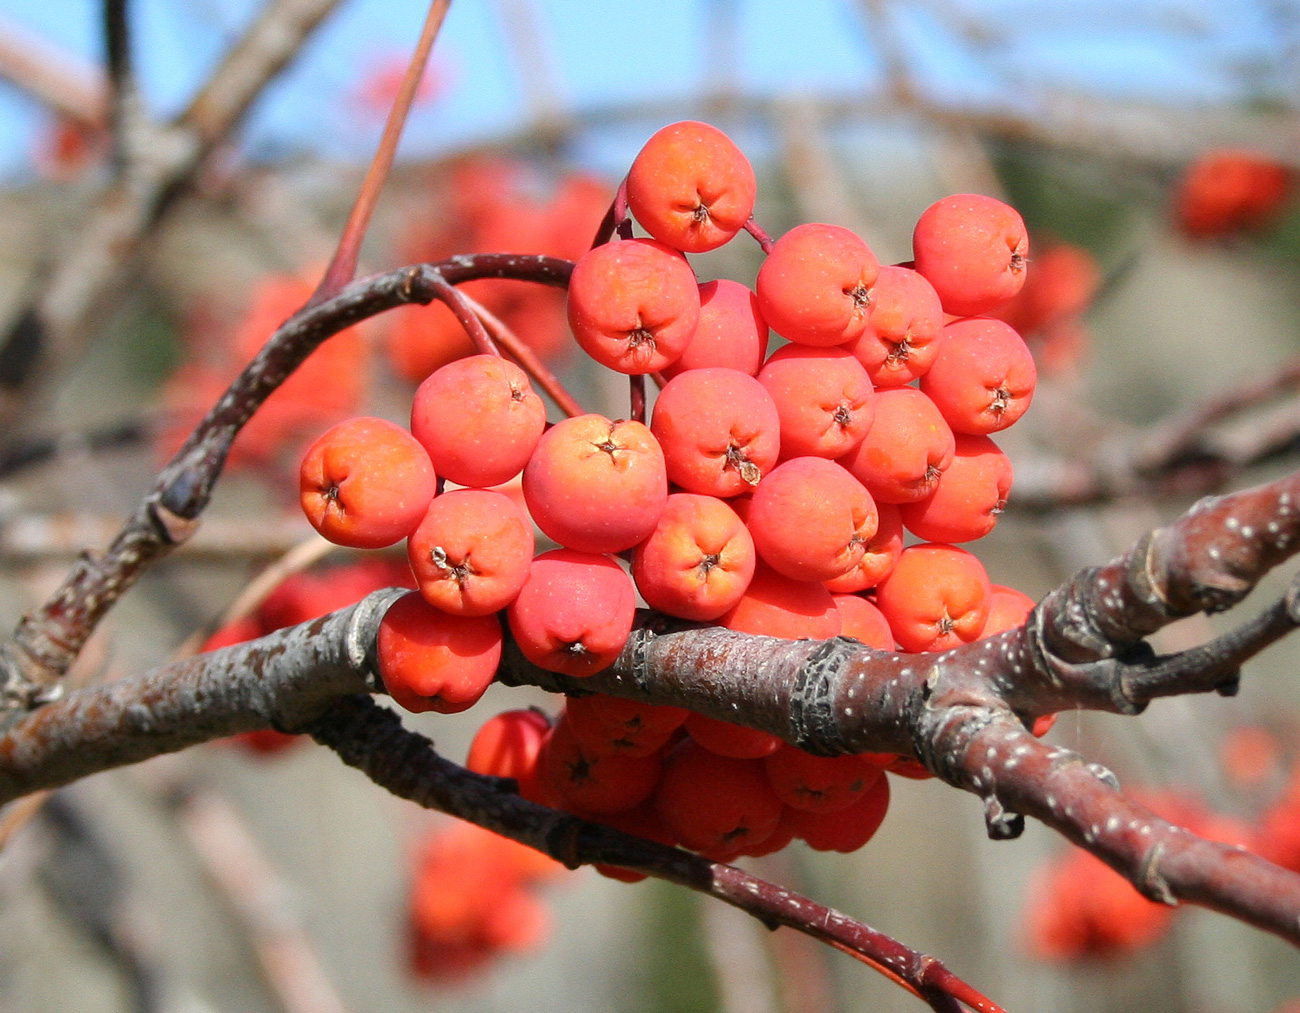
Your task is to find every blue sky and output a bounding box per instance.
[0,0,1281,177]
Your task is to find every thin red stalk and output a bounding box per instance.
[630,372,646,424]
[427,275,499,356]
[458,291,586,417]
[310,0,451,305]
[745,216,775,253]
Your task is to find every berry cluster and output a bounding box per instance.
[293,119,1046,867]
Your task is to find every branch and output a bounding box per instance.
[306,694,1003,1013]
[0,14,106,127]
[8,459,1300,951]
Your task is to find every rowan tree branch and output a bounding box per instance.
[305,694,1002,1013]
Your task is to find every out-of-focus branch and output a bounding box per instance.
[171,785,348,1013]
[0,0,345,431]
[0,14,106,127]
[1013,361,1300,511]
[0,513,318,564]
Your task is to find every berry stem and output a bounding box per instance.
[457,290,586,418]
[309,0,452,306]
[629,373,646,424]
[427,274,500,357]
[743,216,775,254]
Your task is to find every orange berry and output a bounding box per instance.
[747,457,878,583]
[720,563,842,640]
[784,773,890,852]
[626,120,757,253]
[654,739,783,859]
[823,501,904,593]
[465,708,552,801]
[899,433,1013,543]
[874,543,991,653]
[921,318,1036,435]
[567,238,700,373]
[377,594,502,714]
[410,355,546,488]
[832,593,894,649]
[540,712,662,815]
[838,386,954,504]
[506,549,636,677]
[756,223,879,347]
[407,490,535,617]
[763,745,884,813]
[757,344,876,460]
[650,368,780,497]
[522,414,667,554]
[844,265,944,387]
[631,493,756,621]
[299,417,437,549]
[661,279,770,378]
[912,194,1029,316]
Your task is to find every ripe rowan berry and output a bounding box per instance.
[757,344,875,460]
[921,318,1036,435]
[720,563,842,640]
[899,433,1013,544]
[912,194,1029,316]
[506,549,637,677]
[377,593,502,714]
[746,457,878,583]
[874,543,991,653]
[654,739,784,859]
[631,493,756,621]
[406,489,534,617]
[661,279,769,378]
[299,416,437,549]
[625,120,757,253]
[844,264,943,387]
[522,414,667,554]
[539,712,662,815]
[567,238,700,374]
[410,354,546,488]
[838,386,954,504]
[650,368,780,497]
[756,223,880,347]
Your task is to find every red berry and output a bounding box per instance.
[523,414,667,554]
[626,121,757,253]
[912,194,1029,316]
[661,279,769,378]
[299,417,437,549]
[567,239,700,374]
[756,223,880,347]
[920,318,1037,436]
[377,594,502,714]
[407,490,535,616]
[410,355,546,488]
[507,549,637,677]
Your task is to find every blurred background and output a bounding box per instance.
[2,1,1300,1011]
